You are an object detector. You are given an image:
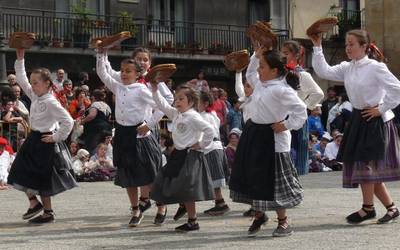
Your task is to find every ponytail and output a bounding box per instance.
[367,42,386,63]
[285,70,300,91]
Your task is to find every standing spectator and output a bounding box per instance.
[55,79,74,109]
[187,71,210,92]
[308,104,325,139]
[323,133,343,171]
[321,87,337,129]
[327,92,353,133]
[227,98,243,131]
[211,87,219,101]
[53,68,66,91]
[68,87,91,120]
[213,89,228,144]
[225,128,241,180]
[7,74,17,86]
[77,71,89,87]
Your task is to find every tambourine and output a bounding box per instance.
[9,32,36,49]
[306,17,338,38]
[246,21,277,49]
[91,31,132,49]
[144,64,177,83]
[223,50,250,72]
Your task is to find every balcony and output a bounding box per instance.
[328,9,364,40]
[0,7,289,57]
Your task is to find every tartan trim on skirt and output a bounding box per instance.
[343,120,400,188]
[205,149,226,188]
[230,152,303,211]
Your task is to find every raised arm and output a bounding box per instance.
[156,82,174,105]
[299,71,324,110]
[138,86,166,129]
[14,49,34,100]
[235,72,246,102]
[152,88,178,120]
[312,47,346,82]
[96,53,118,94]
[246,53,260,88]
[104,51,122,82]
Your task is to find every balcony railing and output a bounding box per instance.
[329,9,363,39]
[0,7,289,54]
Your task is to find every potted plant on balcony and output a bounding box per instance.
[117,11,139,51]
[62,34,73,48]
[162,41,175,53]
[71,0,92,49]
[191,42,203,54]
[147,40,159,53]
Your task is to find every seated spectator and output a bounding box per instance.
[11,85,29,122]
[68,87,91,119]
[308,104,325,139]
[0,137,11,190]
[225,128,241,179]
[69,141,80,161]
[323,133,343,171]
[187,71,209,92]
[80,143,115,182]
[72,149,90,180]
[1,100,28,151]
[79,90,112,154]
[313,132,332,157]
[327,93,352,133]
[227,97,243,131]
[309,133,332,172]
[104,132,113,161]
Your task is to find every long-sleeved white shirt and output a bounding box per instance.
[324,141,340,160]
[200,111,223,153]
[245,54,308,152]
[235,72,254,122]
[96,53,163,129]
[0,151,10,183]
[312,47,400,122]
[104,53,174,105]
[297,71,324,110]
[15,60,73,142]
[152,90,214,151]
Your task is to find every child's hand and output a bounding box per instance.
[137,123,150,136]
[150,81,159,92]
[271,122,288,133]
[309,33,322,47]
[16,48,25,60]
[255,45,267,59]
[41,134,55,143]
[190,142,201,150]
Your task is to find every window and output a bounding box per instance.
[248,0,270,24]
[270,0,288,30]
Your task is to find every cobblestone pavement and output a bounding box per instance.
[1,172,399,250]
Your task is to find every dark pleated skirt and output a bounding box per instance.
[230,152,303,210]
[291,120,309,175]
[229,120,276,201]
[150,149,215,204]
[113,123,162,188]
[205,149,226,188]
[340,110,400,188]
[8,131,77,196]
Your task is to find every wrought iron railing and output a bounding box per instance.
[0,7,289,53]
[329,9,363,38]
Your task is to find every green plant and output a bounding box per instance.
[117,11,138,36]
[70,0,93,33]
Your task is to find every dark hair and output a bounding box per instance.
[92,89,106,101]
[282,40,305,65]
[339,92,349,103]
[1,87,17,105]
[199,91,214,108]
[74,87,86,99]
[327,86,336,93]
[31,68,53,88]
[231,97,240,105]
[131,47,151,62]
[346,29,386,62]
[175,84,199,109]
[78,71,89,81]
[261,50,300,90]
[121,58,143,74]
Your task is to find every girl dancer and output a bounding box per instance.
[281,40,324,175]
[230,48,307,237]
[8,48,76,223]
[311,29,400,224]
[199,91,230,216]
[105,47,172,215]
[150,83,215,232]
[96,50,163,227]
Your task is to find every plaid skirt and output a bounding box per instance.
[343,118,400,188]
[205,149,226,188]
[230,152,303,211]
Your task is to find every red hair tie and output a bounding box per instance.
[285,61,297,71]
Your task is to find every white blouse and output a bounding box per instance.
[324,141,339,160]
[235,72,253,122]
[96,53,162,128]
[200,111,223,153]
[297,71,324,110]
[245,54,308,152]
[312,47,400,122]
[15,60,73,142]
[152,90,214,151]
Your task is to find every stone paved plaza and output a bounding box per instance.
[1,172,399,250]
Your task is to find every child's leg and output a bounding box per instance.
[139,185,152,212]
[374,183,399,223]
[346,183,376,223]
[272,208,293,237]
[184,201,197,220]
[127,187,139,216]
[26,193,39,208]
[40,196,52,211]
[276,208,287,221]
[214,188,223,201]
